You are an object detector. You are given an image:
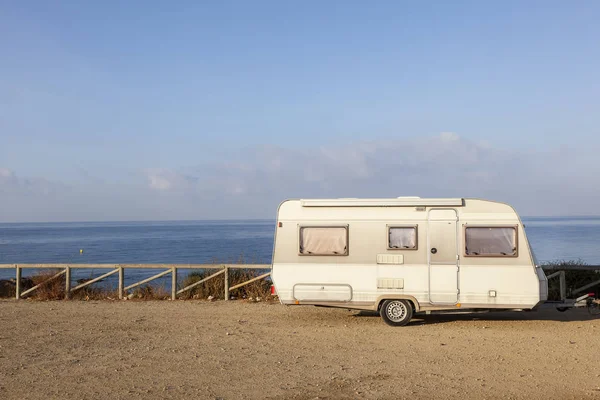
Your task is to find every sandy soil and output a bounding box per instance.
[0,300,599,400]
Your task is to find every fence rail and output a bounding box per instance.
[0,264,271,300]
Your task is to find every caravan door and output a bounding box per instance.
[428,209,459,304]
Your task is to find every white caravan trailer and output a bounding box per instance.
[271,197,549,326]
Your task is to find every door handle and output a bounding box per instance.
[431,248,438,254]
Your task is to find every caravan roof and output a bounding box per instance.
[300,198,464,207]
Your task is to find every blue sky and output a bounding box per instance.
[1,1,599,221]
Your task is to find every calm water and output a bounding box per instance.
[0,220,275,284]
[0,217,599,283]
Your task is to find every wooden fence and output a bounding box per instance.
[0,264,271,300]
[542,265,600,301]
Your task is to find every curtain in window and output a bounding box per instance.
[300,227,347,255]
[389,227,417,249]
[465,227,516,256]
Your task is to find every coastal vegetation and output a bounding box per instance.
[543,259,600,301]
[0,268,273,301]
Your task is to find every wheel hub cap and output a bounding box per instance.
[387,301,406,322]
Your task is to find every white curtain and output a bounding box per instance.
[465,227,516,256]
[300,227,347,255]
[389,227,417,249]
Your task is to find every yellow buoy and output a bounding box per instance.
[80,249,84,254]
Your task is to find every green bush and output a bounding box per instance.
[542,259,600,301]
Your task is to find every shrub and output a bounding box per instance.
[27,269,66,300]
[178,268,272,301]
[542,259,600,301]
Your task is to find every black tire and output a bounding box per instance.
[556,307,569,312]
[380,299,413,326]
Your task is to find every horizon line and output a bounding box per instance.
[2,215,600,225]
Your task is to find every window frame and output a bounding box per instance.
[463,224,519,258]
[386,224,419,251]
[298,224,350,256]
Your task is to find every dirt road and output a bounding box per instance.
[1,300,599,399]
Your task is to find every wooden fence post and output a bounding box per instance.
[15,265,21,300]
[65,266,71,299]
[118,266,124,300]
[559,271,567,301]
[171,267,177,301]
[224,266,229,301]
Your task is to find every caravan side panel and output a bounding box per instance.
[271,198,545,312]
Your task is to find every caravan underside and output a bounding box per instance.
[279,299,546,313]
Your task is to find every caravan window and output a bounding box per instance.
[388,226,418,250]
[465,226,518,257]
[299,226,348,256]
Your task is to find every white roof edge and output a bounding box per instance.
[300,198,464,207]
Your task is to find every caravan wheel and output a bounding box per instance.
[380,299,413,326]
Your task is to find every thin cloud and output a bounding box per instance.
[0,168,15,178]
[1,134,599,222]
[145,169,198,192]
[0,167,65,195]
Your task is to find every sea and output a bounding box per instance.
[0,217,599,285]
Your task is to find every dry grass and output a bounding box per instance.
[17,270,117,301]
[28,269,66,300]
[0,267,274,301]
[176,254,274,301]
[0,279,21,298]
[178,268,272,300]
[128,284,171,300]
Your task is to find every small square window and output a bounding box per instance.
[388,226,418,250]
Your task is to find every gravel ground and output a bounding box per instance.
[0,300,599,400]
